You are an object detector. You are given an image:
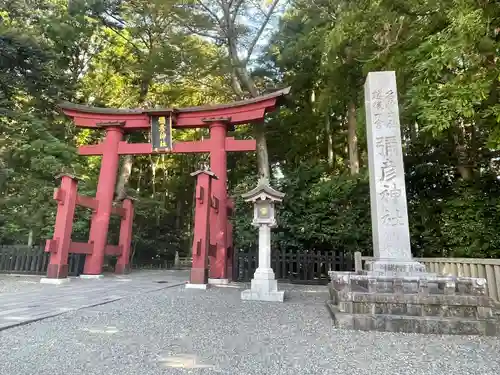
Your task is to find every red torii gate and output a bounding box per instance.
[45,88,290,283]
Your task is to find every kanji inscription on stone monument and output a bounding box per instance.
[365,71,414,262]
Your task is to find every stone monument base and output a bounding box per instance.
[327,271,500,336]
[241,269,285,302]
[241,288,285,302]
[365,258,427,277]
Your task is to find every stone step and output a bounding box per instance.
[350,301,495,319]
[328,302,499,336]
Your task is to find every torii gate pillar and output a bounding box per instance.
[85,125,123,276]
[208,121,229,282]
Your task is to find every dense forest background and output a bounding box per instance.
[1,0,499,263]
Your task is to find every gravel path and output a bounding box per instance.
[0,274,46,293]
[0,270,188,330]
[0,283,499,375]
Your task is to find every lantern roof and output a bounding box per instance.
[241,178,285,202]
[190,167,218,179]
[55,172,80,181]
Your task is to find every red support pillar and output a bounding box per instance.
[84,126,123,276]
[226,222,233,281]
[208,122,228,280]
[226,198,234,281]
[209,190,219,276]
[188,169,217,287]
[115,198,134,274]
[44,174,78,280]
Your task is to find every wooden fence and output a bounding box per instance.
[0,245,85,276]
[131,259,174,270]
[0,244,192,275]
[131,257,192,270]
[0,243,355,285]
[178,257,192,268]
[234,250,354,284]
[358,253,500,302]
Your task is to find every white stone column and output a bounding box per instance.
[241,223,284,302]
[259,225,270,267]
[253,225,274,280]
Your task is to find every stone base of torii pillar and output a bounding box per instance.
[208,278,229,286]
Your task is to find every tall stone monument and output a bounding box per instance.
[326,71,500,336]
[364,71,425,276]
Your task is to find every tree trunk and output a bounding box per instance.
[456,143,475,180]
[360,149,367,170]
[454,123,475,181]
[235,69,271,178]
[410,122,418,142]
[149,155,161,226]
[226,30,271,179]
[115,75,152,201]
[457,165,474,180]
[326,114,334,167]
[136,164,143,193]
[115,155,133,201]
[130,239,138,267]
[175,198,182,233]
[27,229,33,247]
[347,102,359,175]
[254,122,270,179]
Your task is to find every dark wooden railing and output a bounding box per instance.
[0,245,85,276]
[131,257,191,270]
[131,259,174,270]
[0,244,353,284]
[233,249,354,284]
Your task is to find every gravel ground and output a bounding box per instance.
[0,283,499,375]
[0,274,45,293]
[0,270,188,294]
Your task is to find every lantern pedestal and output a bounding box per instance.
[241,276,284,302]
[241,224,285,302]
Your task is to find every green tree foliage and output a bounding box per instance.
[0,7,75,242]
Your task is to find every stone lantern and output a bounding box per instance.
[241,178,285,302]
